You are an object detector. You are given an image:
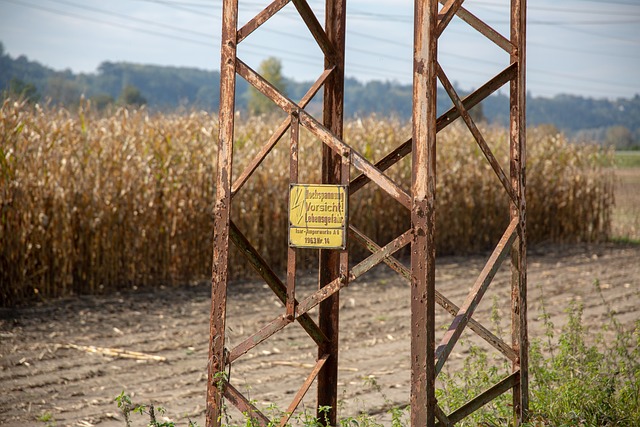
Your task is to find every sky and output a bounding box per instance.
[0,0,639,100]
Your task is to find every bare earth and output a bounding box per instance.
[1,242,639,426]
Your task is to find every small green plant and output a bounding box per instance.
[434,280,640,426]
[363,375,382,393]
[313,405,332,427]
[37,411,56,426]
[115,391,199,427]
[113,278,639,427]
[388,405,408,427]
[437,342,512,426]
[37,411,53,422]
[527,292,640,426]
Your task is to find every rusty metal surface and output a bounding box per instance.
[236,59,297,113]
[436,0,466,36]
[349,225,517,362]
[511,0,529,421]
[411,0,438,425]
[235,57,413,210]
[223,380,271,426]
[209,0,528,425]
[434,405,451,426]
[228,229,411,365]
[231,67,334,197]
[228,221,327,345]
[349,230,413,279]
[237,58,413,210]
[287,113,299,320]
[436,372,520,427]
[292,0,335,59]
[228,314,293,363]
[437,0,513,53]
[317,0,347,423]
[434,218,518,375]
[206,0,238,425]
[279,354,330,427]
[237,0,289,43]
[437,63,517,204]
[349,64,517,196]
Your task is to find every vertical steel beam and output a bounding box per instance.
[207,1,238,426]
[318,0,347,424]
[411,0,438,426]
[510,0,529,423]
[287,113,300,320]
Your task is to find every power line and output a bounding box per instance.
[580,0,640,6]
[347,26,633,63]
[0,0,353,76]
[3,0,216,47]
[475,0,640,16]
[135,0,220,18]
[348,3,640,24]
[550,23,640,45]
[2,0,637,96]
[47,0,213,39]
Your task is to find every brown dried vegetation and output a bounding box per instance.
[0,100,614,306]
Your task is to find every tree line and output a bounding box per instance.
[1,42,638,149]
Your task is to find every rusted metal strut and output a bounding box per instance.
[207,0,527,426]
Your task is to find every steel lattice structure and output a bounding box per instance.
[207,1,528,426]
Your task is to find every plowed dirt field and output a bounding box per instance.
[2,242,639,426]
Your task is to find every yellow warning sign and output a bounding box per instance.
[289,184,347,249]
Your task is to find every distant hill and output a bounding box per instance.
[1,42,638,148]
[0,43,228,110]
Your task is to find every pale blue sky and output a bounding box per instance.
[1,0,639,99]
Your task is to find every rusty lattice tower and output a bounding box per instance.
[207,0,528,426]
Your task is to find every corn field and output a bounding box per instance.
[0,100,614,306]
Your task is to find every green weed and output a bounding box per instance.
[115,391,200,427]
[614,151,640,168]
[115,290,639,426]
[526,293,640,426]
[37,411,56,426]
